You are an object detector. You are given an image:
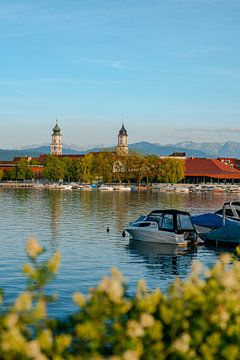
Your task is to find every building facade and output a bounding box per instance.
[50,120,62,155]
[117,124,128,156]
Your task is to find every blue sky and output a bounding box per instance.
[0,0,240,148]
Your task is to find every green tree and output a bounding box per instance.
[124,152,145,186]
[42,155,65,181]
[7,167,17,180]
[0,169,4,181]
[16,158,34,180]
[92,152,115,183]
[158,158,185,183]
[113,156,127,183]
[62,157,74,182]
[30,158,40,165]
[76,154,94,183]
[141,155,160,184]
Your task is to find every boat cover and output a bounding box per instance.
[190,213,232,229]
[207,222,240,243]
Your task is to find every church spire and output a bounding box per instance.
[117,122,128,156]
[50,118,62,155]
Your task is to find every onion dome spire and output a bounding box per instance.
[52,118,61,134]
[119,122,127,136]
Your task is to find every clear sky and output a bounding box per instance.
[0,0,240,148]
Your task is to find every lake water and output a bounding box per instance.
[0,188,238,317]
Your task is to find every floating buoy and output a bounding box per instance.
[122,230,126,237]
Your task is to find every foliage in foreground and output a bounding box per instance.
[1,241,240,359]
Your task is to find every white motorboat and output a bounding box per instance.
[113,184,131,191]
[125,209,198,246]
[174,186,189,193]
[59,184,73,190]
[98,185,114,191]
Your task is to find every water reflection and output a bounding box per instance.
[127,239,196,277]
[43,190,61,244]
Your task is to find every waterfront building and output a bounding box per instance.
[184,158,240,183]
[50,119,62,155]
[117,124,128,156]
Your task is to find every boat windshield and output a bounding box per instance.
[161,214,174,230]
[177,214,195,231]
[147,214,174,230]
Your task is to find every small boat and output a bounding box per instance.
[174,186,189,193]
[44,183,72,190]
[79,184,92,190]
[191,201,240,236]
[205,222,240,246]
[59,184,72,190]
[125,209,198,246]
[113,184,131,191]
[98,185,114,191]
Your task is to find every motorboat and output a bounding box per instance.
[44,183,72,190]
[205,222,240,246]
[59,184,73,190]
[191,201,240,236]
[113,184,131,191]
[79,184,92,190]
[98,184,114,191]
[125,209,198,246]
[191,201,240,246]
[174,186,189,193]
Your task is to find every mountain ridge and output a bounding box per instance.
[0,141,240,161]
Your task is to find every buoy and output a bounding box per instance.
[122,230,126,237]
[106,227,110,233]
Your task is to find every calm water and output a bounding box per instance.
[0,188,238,317]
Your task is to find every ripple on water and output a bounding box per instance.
[0,189,237,317]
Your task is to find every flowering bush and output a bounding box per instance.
[0,240,240,359]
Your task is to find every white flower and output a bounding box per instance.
[140,313,154,328]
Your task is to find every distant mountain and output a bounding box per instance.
[0,146,82,161]
[1,140,240,161]
[128,142,206,157]
[0,149,43,161]
[174,141,240,158]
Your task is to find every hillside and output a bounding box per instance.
[1,140,240,160]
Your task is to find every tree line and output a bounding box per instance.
[2,152,185,184]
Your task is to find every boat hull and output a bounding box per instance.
[125,227,188,246]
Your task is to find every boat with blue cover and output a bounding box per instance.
[191,201,240,234]
[191,201,240,246]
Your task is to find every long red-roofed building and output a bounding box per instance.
[185,158,240,183]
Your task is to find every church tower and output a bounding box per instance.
[50,119,62,155]
[117,123,128,156]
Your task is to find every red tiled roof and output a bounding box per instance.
[185,158,240,179]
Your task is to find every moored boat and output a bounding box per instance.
[113,184,131,191]
[191,201,240,237]
[98,184,114,191]
[205,222,240,246]
[125,209,198,246]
